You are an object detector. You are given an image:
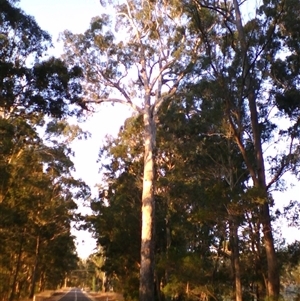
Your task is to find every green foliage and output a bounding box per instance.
[0,115,88,299]
[88,164,142,297]
[0,1,89,300]
[0,0,84,120]
[59,0,300,300]
[89,98,250,300]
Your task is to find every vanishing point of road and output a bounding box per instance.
[59,288,91,301]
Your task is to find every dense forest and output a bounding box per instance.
[1,0,300,301]
[0,1,89,300]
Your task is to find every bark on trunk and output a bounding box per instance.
[38,270,45,292]
[232,1,279,299]
[165,213,171,284]
[139,104,156,301]
[102,272,107,292]
[9,233,24,301]
[230,220,242,301]
[226,139,242,301]
[29,235,40,299]
[248,89,279,299]
[261,203,280,299]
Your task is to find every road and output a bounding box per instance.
[58,288,92,301]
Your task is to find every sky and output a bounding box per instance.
[18,0,300,259]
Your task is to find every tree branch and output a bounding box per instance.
[86,97,142,114]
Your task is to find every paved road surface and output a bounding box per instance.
[59,288,91,301]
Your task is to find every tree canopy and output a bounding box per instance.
[0,1,90,300]
[2,1,300,301]
[66,1,300,301]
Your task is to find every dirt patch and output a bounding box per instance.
[30,290,68,301]
[87,292,124,301]
[43,292,66,301]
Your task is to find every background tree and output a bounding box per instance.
[182,0,300,299]
[0,119,89,300]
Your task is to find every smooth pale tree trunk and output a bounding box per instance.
[139,103,156,301]
[232,1,279,299]
[102,272,107,292]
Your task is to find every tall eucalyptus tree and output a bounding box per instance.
[61,1,206,300]
[186,0,300,299]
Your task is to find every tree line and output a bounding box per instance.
[0,1,89,300]
[1,0,300,301]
